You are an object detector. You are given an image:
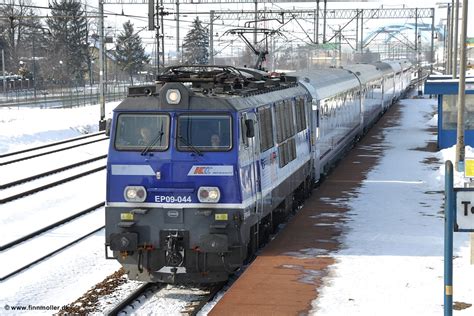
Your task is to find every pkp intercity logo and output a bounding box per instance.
[188,165,233,176]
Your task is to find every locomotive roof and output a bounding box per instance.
[114,84,308,113]
[294,67,360,100]
[114,65,311,113]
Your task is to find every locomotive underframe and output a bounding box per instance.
[105,206,257,283]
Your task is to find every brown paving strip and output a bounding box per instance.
[210,104,405,316]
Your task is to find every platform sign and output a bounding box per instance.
[454,188,474,232]
[464,159,474,178]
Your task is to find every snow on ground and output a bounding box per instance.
[312,98,474,315]
[1,171,106,243]
[0,101,119,154]
[0,231,121,314]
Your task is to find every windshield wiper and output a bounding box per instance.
[141,123,164,156]
[177,135,203,156]
[140,131,164,156]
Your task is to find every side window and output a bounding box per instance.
[275,100,297,142]
[275,99,297,168]
[275,102,285,143]
[286,100,296,138]
[258,106,274,152]
[295,98,307,132]
[240,113,249,147]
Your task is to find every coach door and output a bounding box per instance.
[246,112,263,215]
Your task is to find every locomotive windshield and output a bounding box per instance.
[177,114,232,151]
[114,113,170,151]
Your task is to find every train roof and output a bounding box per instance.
[294,68,359,100]
[342,63,384,84]
[380,60,402,74]
[391,59,413,71]
[370,61,395,75]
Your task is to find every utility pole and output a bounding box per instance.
[314,0,319,44]
[254,0,257,46]
[415,8,418,62]
[323,0,327,43]
[355,10,359,51]
[98,0,106,130]
[338,26,342,66]
[210,10,214,65]
[360,10,364,53]
[417,34,422,96]
[1,49,5,93]
[156,0,160,74]
[176,0,180,62]
[446,3,452,74]
[160,0,165,67]
[455,0,469,170]
[430,8,435,74]
[452,0,459,77]
[32,36,36,99]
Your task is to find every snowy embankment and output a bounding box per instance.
[0,102,119,154]
[313,98,473,315]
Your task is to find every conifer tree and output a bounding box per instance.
[182,17,209,65]
[115,21,149,85]
[46,0,89,85]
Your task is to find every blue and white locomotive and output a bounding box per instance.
[105,62,413,284]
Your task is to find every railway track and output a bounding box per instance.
[106,282,224,316]
[1,133,109,202]
[106,283,160,316]
[0,203,105,281]
[0,134,110,281]
[0,131,107,166]
[0,156,106,203]
[180,283,224,316]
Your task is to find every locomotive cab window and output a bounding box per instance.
[177,114,232,151]
[114,113,170,151]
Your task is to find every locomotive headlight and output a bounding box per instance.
[198,186,220,203]
[124,186,147,202]
[166,89,181,104]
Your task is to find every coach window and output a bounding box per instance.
[115,113,170,151]
[295,98,306,132]
[286,100,296,137]
[177,114,232,151]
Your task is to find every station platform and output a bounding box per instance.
[209,104,405,315]
[208,96,474,315]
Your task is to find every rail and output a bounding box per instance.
[0,204,105,282]
[0,136,108,166]
[0,131,105,159]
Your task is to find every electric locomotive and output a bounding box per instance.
[105,66,313,283]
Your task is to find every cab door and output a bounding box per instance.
[245,111,263,216]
